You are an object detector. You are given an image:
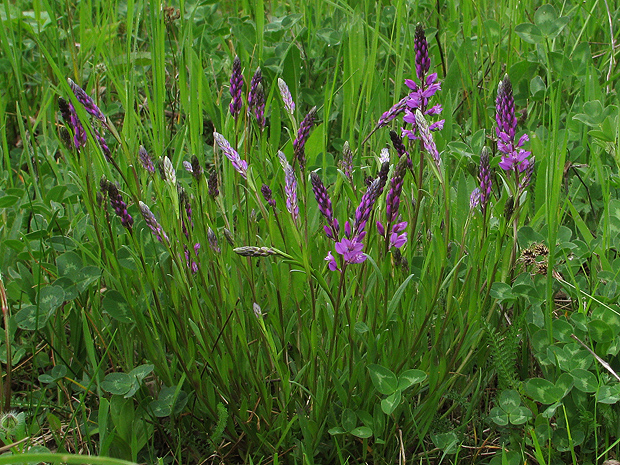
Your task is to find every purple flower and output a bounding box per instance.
[93,126,111,160]
[386,158,407,223]
[354,168,387,236]
[496,75,517,140]
[139,201,168,243]
[68,100,86,149]
[101,180,133,229]
[470,187,481,210]
[213,131,248,179]
[311,172,339,240]
[261,184,276,208]
[335,237,367,264]
[325,251,339,271]
[179,188,193,239]
[293,106,317,171]
[139,146,155,174]
[248,67,265,129]
[208,171,219,197]
[67,78,106,123]
[414,24,431,81]
[401,73,445,140]
[278,78,295,116]
[400,26,444,141]
[229,56,244,118]
[375,96,408,129]
[496,75,531,173]
[390,230,408,249]
[278,152,299,223]
[190,155,203,180]
[519,156,535,192]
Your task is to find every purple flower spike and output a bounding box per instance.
[102,180,133,229]
[495,75,531,173]
[375,96,409,129]
[278,152,299,223]
[386,158,407,224]
[248,67,265,129]
[470,187,481,210]
[414,24,431,81]
[139,201,168,243]
[293,106,317,171]
[354,171,386,236]
[213,131,248,179]
[208,171,219,198]
[139,146,155,174]
[519,156,535,192]
[311,172,339,240]
[67,78,106,123]
[229,56,244,118]
[278,78,295,116]
[68,101,86,149]
[261,184,276,208]
[496,75,517,140]
[94,126,111,160]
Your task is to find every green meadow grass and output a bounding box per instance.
[0,0,618,464]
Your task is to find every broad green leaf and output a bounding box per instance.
[341,408,356,433]
[525,377,564,404]
[368,364,398,395]
[397,369,426,391]
[534,4,569,39]
[431,431,459,454]
[101,373,133,395]
[515,23,543,44]
[571,368,598,393]
[509,406,532,425]
[316,28,342,46]
[488,406,509,426]
[596,384,620,404]
[0,195,20,208]
[38,286,65,314]
[15,305,50,330]
[328,426,346,435]
[498,389,521,414]
[552,319,574,343]
[490,282,514,302]
[102,290,133,323]
[530,76,546,98]
[588,319,614,343]
[350,426,372,438]
[381,390,401,415]
[75,266,101,293]
[129,364,154,381]
[56,251,83,279]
